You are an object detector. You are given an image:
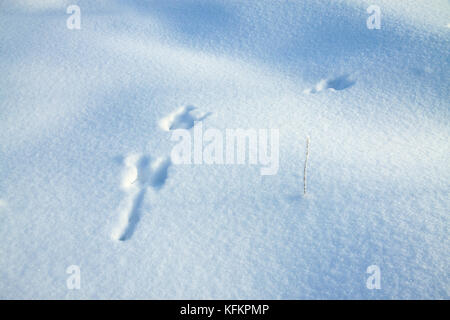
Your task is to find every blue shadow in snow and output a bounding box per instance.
[327,74,356,91]
[119,188,147,241]
[122,0,238,40]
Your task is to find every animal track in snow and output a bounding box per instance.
[112,104,209,241]
[111,154,171,241]
[304,74,356,94]
[159,105,211,131]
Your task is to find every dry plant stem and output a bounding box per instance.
[304,136,310,196]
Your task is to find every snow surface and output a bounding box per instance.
[0,0,449,299]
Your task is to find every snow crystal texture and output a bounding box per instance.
[0,0,449,299]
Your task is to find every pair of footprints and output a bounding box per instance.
[111,106,210,241]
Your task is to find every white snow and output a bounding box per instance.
[0,0,448,299]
